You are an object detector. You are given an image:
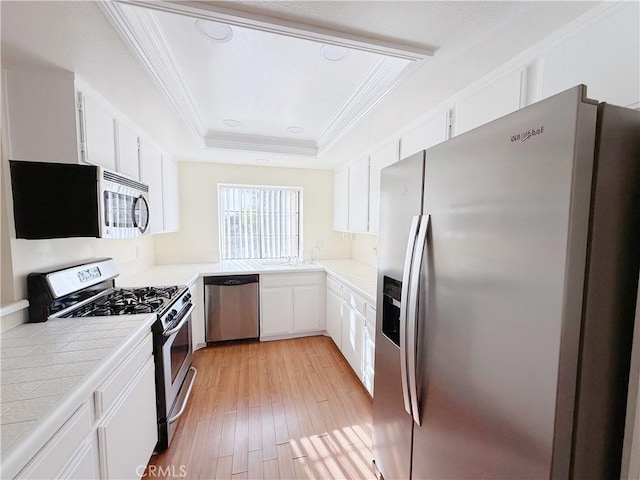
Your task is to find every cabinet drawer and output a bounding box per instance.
[94,334,152,419]
[326,275,342,296]
[365,305,376,335]
[343,287,367,316]
[18,403,92,480]
[260,272,324,288]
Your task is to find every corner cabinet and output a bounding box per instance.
[325,274,376,396]
[260,272,326,340]
[333,140,399,235]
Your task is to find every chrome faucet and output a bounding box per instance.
[311,246,321,264]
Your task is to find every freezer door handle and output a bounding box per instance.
[400,215,420,417]
[407,214,430,426]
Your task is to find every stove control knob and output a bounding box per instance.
[171,309,177,316]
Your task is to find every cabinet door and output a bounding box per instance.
[293,284,324,332]
[79,92,117,170]
[116,121,139,180]
[162,155,180,232]
[260,286,294,337]
[4,69,80,163]
[139,139,164,234]
[60,438,99,480]
[400,110,450,159]
[97,358,157,480]
[454,69,524,136]
[348,157,370,233]
[333,167,349,232]
[341,302,363,380]
[368,141,399,234]
[363,305,376,396]
[326,287,342,349]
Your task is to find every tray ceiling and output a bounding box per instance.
[101,0,433,158]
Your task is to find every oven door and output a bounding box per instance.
[158,304,197,449]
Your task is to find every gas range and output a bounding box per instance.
[59,285,192,333]
[26,258,198,452]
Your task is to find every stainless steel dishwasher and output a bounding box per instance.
[204,275,259,343]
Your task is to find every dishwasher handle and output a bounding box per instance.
[204,274,259,286]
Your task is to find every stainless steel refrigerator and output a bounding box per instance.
[372,85,640,479]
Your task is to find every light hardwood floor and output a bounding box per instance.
[146,336,375,480]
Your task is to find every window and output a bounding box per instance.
[218,184,302,260]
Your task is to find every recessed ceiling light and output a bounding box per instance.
[195,19,233,43]
[287,126,304,134]
[320,44,349,62]
[223,119,241,127]
[255,158,271,164]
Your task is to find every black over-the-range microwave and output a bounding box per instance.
[9,160,150,239]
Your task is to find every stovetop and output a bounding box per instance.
[61,286,186,318]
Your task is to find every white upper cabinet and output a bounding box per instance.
[453,69,524,136]
[540,3,639,108]
[368,140,399,234]
[78,91,117,171]
[348,156,370,233]
[115,121,140,180]
[400,110,450,159]
[333,167,349,232]
[161,155,180,232]
[3,70,80,163]
[139,139,164,234]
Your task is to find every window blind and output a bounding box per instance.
[218,185,302,260]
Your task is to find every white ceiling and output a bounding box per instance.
[1,1,600,169]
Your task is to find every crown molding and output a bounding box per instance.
[204,131,318,157]
[100,1,207,146]
[102,0,431,157]
[114,0,435,61]
[317,57,418,157]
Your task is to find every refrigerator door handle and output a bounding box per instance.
[400,215,420,417]
[407,214,430,426]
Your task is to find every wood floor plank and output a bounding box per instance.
[248,449,264,480]
[263,458,280,480]
[232,408,249,474]
[276,442,296,480]
[215,455,233,480]
[219,410,237,457]
[147,336,374,480]
[272,401,290,445]
[248,405,263,452]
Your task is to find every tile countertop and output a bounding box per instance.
[0,313,155,467]
[117,259,378,304]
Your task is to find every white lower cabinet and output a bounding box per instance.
[325,274,376,396]
[61,438,99,480]
[260,272,326,340]
[97,357,157,479]
[14,333,157,480]
[363,305,376,396]
[341,299,364,380]
[326,277,342,349]
[17,404,95,480]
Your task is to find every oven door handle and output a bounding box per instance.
[163,304,195,337]
[168,366,198,424]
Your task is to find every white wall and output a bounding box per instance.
[154,161,351,264]
[340,1,639,265]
